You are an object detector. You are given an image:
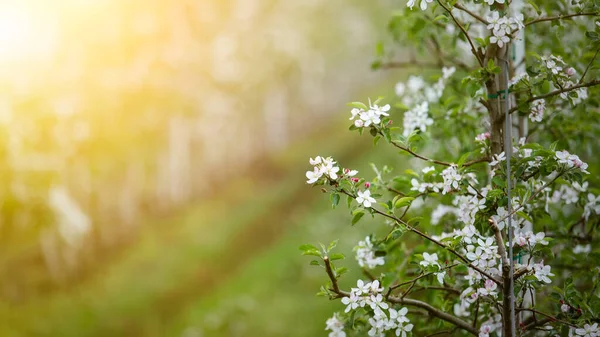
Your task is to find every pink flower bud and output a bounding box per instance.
[364,182,371,188]
[565,67,576,76]
[351,178,360,183]
[388,120,393,125]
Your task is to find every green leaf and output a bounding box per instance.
[299,244,318,252]
[541,80,551,94]
[352,211,365,225]
[328,239,339,252]
[586,31,600,41]
[331,193,340,209]
[336,267,349,277]
[302,249,322,257]
[329,253,345,261]
[310,260,320,266]
[395,197,415,208]
[492,176,507,188]
[370,127,378,137]
[348,101,368,110]
[457,152,472,167]
[373,135,381,146]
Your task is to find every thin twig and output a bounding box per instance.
[323,256,340,294]
[437,0,484,67]
[390,139,489,167]
[454,3,489,24]
[579,48,600,84]
[509,80,600,114]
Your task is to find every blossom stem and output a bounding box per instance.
[517,308,576,328]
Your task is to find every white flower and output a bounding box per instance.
[352,279,371,296]
[350,108,363,120]
[561,304,570,313]
[490,152,506,166]
[356,237,385,269]
[533,262,554,284]
[306,167,322,184]
[356,190,377,208]
[341,292,362,313]
[419,0,433,10]
[583,193,600,220]
[573,244,591,254]
[529,99,545,122]
[435,271,445,284]
[478,279,498,297]
[420,252,440,268]
[422,166,435,174]
[396,323,414,337]
[441,165,462,194]
[406,0,416,9]
[403,102,433,137]
[466,247,489,268]
[490,29,510,48]
[575,323,599,337]
[479,324,492,337]
[361,110,382,127]
[442,66,456,79]
[325,313,346,337]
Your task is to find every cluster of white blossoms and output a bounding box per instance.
[441,165,462,194]
[529,99,545,122]
[556,150,590,174]
[349,99,391,128]
[395,68,454,137]
[325,313,346,337]
[355,236,385,269]
[306,156,342,184]
[402,102,434,137]
[486,11,523,48]
[583,193,600,220]
[541,55,589,106]
[478,314,503,337]
[341,280,414,337]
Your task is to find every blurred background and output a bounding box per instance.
[0,0,401,336]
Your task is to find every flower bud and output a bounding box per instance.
[364,182,371,188]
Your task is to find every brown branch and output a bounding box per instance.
[437,0,484,67]
[509,80,600,114]
[387,296,479,335]
[525,12,600,27]
[390,139,489,167]
[323,256,341,294]
[380,61,442,69]
[517,308,576,328]
[454,3,489,25]
[387,263,460,296]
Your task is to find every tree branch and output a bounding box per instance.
[390,139,489,167]
[525,12,600,27]
[323,256,341,294]
[387,296,479,335]
[437,0,484,67]
[380,60,443,69]
[509,80,600,114]
[454,3,489,25]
